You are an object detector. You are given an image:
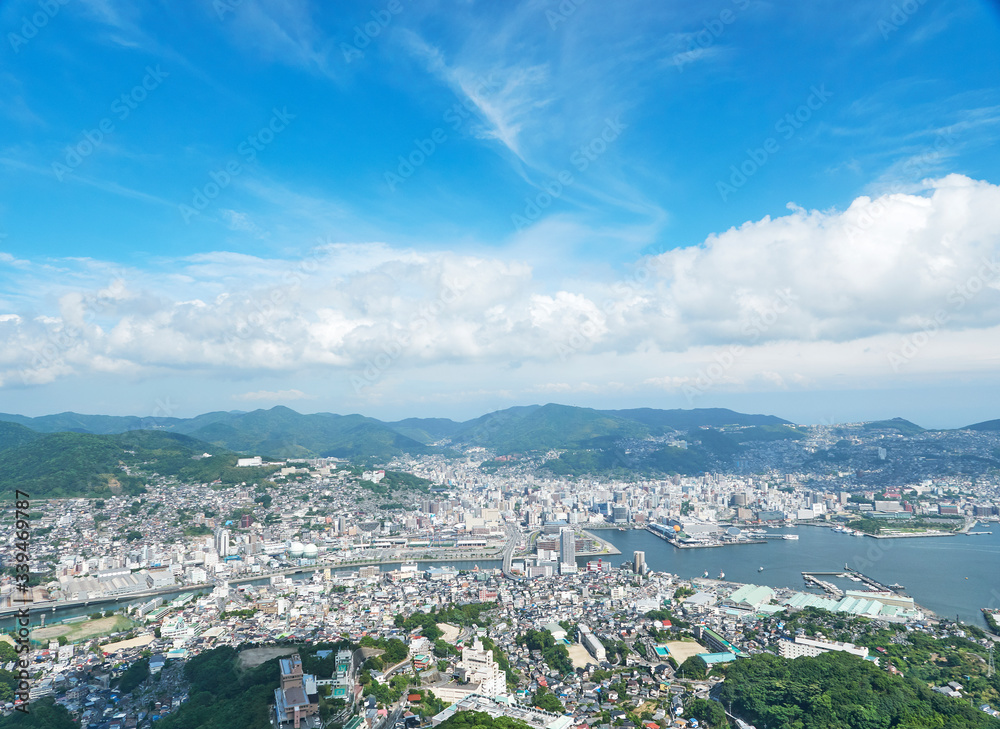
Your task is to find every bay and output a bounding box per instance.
[593,524,1000,625]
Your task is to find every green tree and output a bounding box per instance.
[686,698,728,728]
[0,698,78,729]
[676,655,708,680]
[382,638,408,663]
[532,688,564,713]
[116,658,150,694]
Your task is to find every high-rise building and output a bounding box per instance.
[456,638,506,696]
[214,528,230,558]
[560,527,576,566]
[633,550,645,575]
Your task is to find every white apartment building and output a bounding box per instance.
[779,635,874,663]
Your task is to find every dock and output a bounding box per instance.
[800,565,909,597]
[802,574,843,598]
[644,526,765,548]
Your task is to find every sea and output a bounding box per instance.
[595,524,1000,625]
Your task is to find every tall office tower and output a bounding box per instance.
[633,550,646,575]
[560,527,576,566]
[214,528,230,558]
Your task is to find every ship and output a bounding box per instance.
[783,534,799,540]
[758,566,764,572]
[718,571,725,580]
[889,582,904,590]
[703,570,709,578]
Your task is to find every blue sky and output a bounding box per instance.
[2,0,1000,427]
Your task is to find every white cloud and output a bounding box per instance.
[2,176,1000,400]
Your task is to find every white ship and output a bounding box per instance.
[783,534,799,540]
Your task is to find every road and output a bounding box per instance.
[501,525,522,581]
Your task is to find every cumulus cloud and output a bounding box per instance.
[2,175,999,394]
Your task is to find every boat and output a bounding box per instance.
[703,571,709,578]
[718,571,725,580]
[783,534,799,540]
[758,566,764,572]
[889,582,904,590]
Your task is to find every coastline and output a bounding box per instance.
[579,529,622,556]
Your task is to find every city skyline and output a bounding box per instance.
[2,1,1000,427]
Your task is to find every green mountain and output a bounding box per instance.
[0,404,798,468]
[0,430,276,499]
[0,411,185,434]
[542,443,713,478]
[684,427,742,460]
[172,406,433,460]
[0,421,41,451]
[601,407,791,430]
[962,418,1000,431]
[861,417,925,435]
[385,417,465,444]
[452,403,650,454]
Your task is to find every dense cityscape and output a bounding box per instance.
[5,416,1000,729]
[3,2,999,727]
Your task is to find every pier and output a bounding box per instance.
[644,525,765,548]
[803,574,843,598]
[800,565,908,598]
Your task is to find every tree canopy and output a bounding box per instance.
[719,651,1000,729]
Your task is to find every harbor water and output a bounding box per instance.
[594,524,1000,625]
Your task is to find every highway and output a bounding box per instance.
[501,525,522,581]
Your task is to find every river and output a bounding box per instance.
[594,524,1000,625]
